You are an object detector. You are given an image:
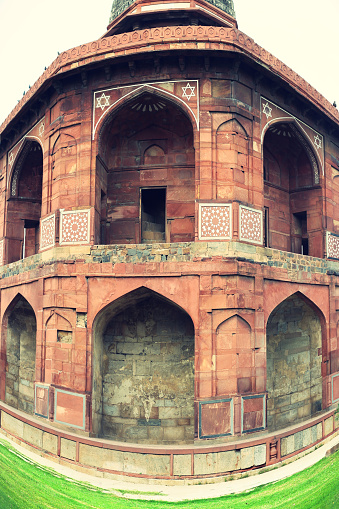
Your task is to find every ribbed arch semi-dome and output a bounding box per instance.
[109,0,236,23]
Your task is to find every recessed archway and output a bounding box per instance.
[96,92,195,245]
[7,140,43,263]
[266,293,323,431]
[263,122,323,256]
[92,288,195,444]
[3,295,37,415]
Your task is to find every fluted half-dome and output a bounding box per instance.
[109,0,236,24]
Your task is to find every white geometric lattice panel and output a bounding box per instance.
[40,214,55,251]
[60,209,90,245]
[327,232,339,259]
[199,204,232,240]
[239,206,263,245]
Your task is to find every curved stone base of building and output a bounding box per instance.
[1,401,337,484]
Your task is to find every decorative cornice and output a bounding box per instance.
[1,26,338,136]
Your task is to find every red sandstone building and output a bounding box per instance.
[0,0,338,481]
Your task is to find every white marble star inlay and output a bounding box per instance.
[314,134,322,150]
[96,93,110,111]
[182,83,196,101]
[262,101,272,120]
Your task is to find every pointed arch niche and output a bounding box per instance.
[216,118,249,201]
[2,295,37,414]
[215,315,253,396]
[92,288,195,444]
[7,140,43,263]
[50,132,77,211]
[96,92,195,245]
[266,293,323,431]
[263,122,323,256]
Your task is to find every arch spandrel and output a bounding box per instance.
[93,81,200,143]
[92,285,198,336]
[1,291,38,326]
[261,98,324,178]
[264,286,328,329]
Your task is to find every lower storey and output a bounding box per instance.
[1,402,337,483]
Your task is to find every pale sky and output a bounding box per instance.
[0,0,338,125]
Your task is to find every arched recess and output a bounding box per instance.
[143,144,166,165]
[50,133,77,210]
[92,287,195,444]
[216,118,249,201]
[263,121,323,256]
[266,293,323,431]
[2,294,37,414]
[45,311,73,344]
[95,91,195,245]
[7,140,43,263]
[215,314,252,396]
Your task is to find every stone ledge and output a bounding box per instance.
[0,401,336,483]
[0,241,337,283]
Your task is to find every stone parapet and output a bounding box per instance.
[0,401,336,483]
[0,242,337,283]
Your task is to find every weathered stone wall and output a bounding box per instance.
[266,295,322,430]
[101,296,194,444]
[5,299,36,414]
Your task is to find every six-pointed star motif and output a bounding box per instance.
[182,83,196,101]
[314,134,322,150]
[262,101,272,120]
[96,93,110,110]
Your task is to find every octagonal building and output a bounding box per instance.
[0,0,338,481]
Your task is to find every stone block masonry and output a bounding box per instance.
[100,296,194,444]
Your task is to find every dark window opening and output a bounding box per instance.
[22,219,40,258]
[302,238,309,256]
[141,188,166,243]
[291,211,308,255]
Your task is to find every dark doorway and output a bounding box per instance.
[23,219,40,258]
[291,211,308,255]
[141,188,166,243]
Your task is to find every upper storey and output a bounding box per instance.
[105,0,237,35]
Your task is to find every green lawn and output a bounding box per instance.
[0,438,338,509]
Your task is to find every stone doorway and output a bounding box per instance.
[266,294,322,430]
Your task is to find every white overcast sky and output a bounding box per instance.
[0,0,338,125]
